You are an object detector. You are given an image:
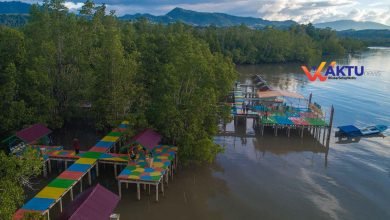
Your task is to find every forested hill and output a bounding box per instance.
[121,7,297,29]
[0,1,30,14]
[337,29,390,47]
[314,20,390,31]
[0,2,295,28]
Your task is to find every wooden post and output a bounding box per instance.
[118,181,121,198]
[288,127,290,137]
[318,127,321,140]
[301,126,304,138]
[161,181,165,196]
[88,170,91,185]
[80,178,83,192]
[137,183,141,200]
[326,106,334,148]
[156,184,159,202]
[322,127,326,144]
[43,162,47,178]
[70,188,74,201]
[114,164,117,177]
[48,160,52,174]
[261,124,264,136]
[59,198,63,212]
[96,163,99,177]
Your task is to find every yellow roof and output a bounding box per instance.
[258,90,304,99]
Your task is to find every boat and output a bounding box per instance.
[335,125,388,137]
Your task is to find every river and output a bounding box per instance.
[114,48,390,220]
[29,48,390,220]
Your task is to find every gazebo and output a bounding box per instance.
[129,128,162,150]
[59,184,120,220]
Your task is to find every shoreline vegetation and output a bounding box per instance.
[0,0,367,158]
[0,1,370,219]
[0,0,236,164]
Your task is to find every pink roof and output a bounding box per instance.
[16,124,52,143]
[59,184,119,220]
[131,129,162,150]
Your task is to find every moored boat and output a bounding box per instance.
[335,125,388,137]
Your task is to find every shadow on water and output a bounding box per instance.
[335,133,386,144]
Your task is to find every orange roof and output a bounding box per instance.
[257,90,304,99]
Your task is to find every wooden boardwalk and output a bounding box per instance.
[229,82,334,147]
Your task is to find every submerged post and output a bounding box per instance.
[308,93,312,106]
[326,105,334,148]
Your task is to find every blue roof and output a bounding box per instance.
[95,141,113,148]
[338,125,362,137]
[22,198,55,211]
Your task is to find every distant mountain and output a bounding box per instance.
[120,7,297,29]
[0,1,31,14]
[314,20,390,31]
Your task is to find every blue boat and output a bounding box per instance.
[336,125,388,137]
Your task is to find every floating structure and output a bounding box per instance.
[230,78,334,147]
[13,122,178,220]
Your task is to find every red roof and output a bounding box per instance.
[59,184,119,220]
[131,129,162,150]
[15,123,52,143]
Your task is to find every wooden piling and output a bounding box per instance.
[326,105,334,148]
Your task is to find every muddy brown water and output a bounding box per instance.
[25,48,390,220]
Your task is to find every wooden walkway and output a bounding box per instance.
[230,83,334,147]
[14,121,129,220]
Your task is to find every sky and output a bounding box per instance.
[14,0,390,25]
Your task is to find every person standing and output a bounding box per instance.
[73,138,80,154]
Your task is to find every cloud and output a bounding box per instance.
[347,7,390,25]
[64,2,84,11]
[256,0,358,23]
[7,0,390,25]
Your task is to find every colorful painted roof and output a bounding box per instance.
[130,129,162,150]
[16,124,52,143]
[14,121,129,220]
[258,90,304,99]
[58,184,119,220]
[117,145,177,182]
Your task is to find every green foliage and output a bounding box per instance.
[22,211,47,220]
[0,1,236,163]
[131,26,236,162]
[193,23,363,64]
[337,29,390,47]
[0,149,42,219]
[0,14,29,27]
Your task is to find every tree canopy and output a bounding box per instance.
[0,0,236,163]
